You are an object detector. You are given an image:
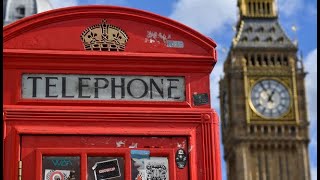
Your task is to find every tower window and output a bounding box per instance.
[265,37,272,42]
[241,36,248,42]
[264,126,268,134]
[244,55,249,66]
[266,3,270,14]
[277,37,284,43]
[277,56,282,65]
[258,2,263,15]
[246,26,253,32]
[264,55,268,65]
[256,27,264,32]
[253,36,259,42]
[15,5,25,19]
[291,126,296,135]
[257,55,262,65]
[269,27,276,33]
[283,56,288,65]
[270,56,275,65]
[250,55,255,66]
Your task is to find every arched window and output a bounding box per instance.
[270,56,275,65]
[256,26,264,32]
[253,36,259,42]
[253,2,256,14]
[266,3,270,14]
[265,37,272,42]
[241,36,248,42]
[257,55,262,65]
[269,27,276,33]
[246,26,253,32]
[277,37,284,43]
[15,5,25,19]
[251,55,255,66]
[262,3,266,15]
[264,55,268,65]
[283,56,288,65]
[277,56,282,65]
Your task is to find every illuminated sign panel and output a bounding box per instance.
[22,74,185,101]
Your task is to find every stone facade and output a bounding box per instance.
[3,0,52,25]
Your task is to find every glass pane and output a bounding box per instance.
[132,157,169,180]
[42,156,80,180]
[87,157,124,180]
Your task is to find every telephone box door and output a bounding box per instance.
[21,135,189,180]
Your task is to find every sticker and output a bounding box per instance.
[132,157,169,180]
[166,40,184,48]
[193,93,209,106]
[145,157,169,180]
[135,171,145,180]
[131,150,150,159]
[132,158,146,180]
[175,149,187,169]
[44,169,75,180]
[51,159,73,167]
[92,159,121,180]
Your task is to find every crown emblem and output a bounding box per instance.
[80,19,129,51]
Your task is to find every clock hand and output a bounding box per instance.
[268,89,276,102]
[259,83,270,102]
[260,83,267,92]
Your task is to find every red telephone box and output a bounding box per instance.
[3,6,221,180]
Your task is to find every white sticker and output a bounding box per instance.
[132,157,169,180]
[44,169,71,180]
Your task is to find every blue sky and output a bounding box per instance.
[49,0,317,179]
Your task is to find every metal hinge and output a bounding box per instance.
[18,161,22,180]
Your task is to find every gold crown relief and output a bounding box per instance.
[80,19,129,51]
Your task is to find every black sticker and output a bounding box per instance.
[92,159,121,180]
[175,149,187,169]
[193,93,209,106]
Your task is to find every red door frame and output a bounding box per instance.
[3,5,221,180]
[5,108,220,180]
[22,135,187,180]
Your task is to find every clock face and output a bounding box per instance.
[250,79,291,118]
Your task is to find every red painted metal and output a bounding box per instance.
[3,5,221,180]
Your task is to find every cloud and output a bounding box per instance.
[210,46,228,112]
[304,49,317,125]
[304,48,317,180]
[305,3,317,17]
[311,166,317,180]
[169,0,237,36]
[278,0,303,17]
[49,0,79,8]
[210,62,223,110]
[278,0,317,18]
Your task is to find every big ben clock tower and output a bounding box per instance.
[219,0,311,180]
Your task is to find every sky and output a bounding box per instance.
[48,0,317,179]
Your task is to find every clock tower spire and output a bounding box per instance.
[220,0,311,180]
